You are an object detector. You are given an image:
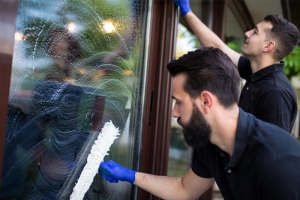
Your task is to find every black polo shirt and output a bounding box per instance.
[191,108,300,200]
[238,56,297,132]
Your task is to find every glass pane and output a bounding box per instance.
[1,0,148,199]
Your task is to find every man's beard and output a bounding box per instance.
[177,104,211,148]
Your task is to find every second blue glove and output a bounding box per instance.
[99,160,136,184]
[174,0,191,16]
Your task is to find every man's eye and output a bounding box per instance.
[175,101,181,105]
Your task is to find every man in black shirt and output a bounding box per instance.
[238,56,297,132]
[174,0,299,132]
[99,48,300,199]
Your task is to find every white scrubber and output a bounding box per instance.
[70,120,120,200]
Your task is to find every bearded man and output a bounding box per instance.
[99,48,300,200]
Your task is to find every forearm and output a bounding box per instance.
[184,11,225,49]
[134,172,192,199]
[100,160,214,199]
[184,11,241,65]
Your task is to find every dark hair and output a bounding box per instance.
[46,28,81,64]
[264,14,299,61]
[167,47,240,108]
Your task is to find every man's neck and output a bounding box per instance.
[210,105,239,157]
[249,56,279,73]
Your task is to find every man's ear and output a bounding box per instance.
[198,91,213,113]
[263,41,275,52]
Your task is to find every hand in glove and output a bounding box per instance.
[99,160,136,184]
[174,0,191,16]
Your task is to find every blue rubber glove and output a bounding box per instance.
[174,0,191,16]
[99,160,136,184]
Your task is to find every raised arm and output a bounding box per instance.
[99,160,214,199]
[175,0,241,66]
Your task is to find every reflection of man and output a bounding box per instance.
[175,0,299,133]
[0,26,82,199]
[45,28,81,83]
[1,78,102,199]
[99,48,300,200]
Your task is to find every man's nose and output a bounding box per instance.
[244,30,252,38]
[172,105,180,118]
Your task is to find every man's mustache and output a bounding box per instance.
[177,118,183,126]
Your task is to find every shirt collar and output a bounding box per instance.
[227,108,251,168]
[251,62,284,82]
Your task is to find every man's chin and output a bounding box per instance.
[241,48,249,56]
[241,48,246,55]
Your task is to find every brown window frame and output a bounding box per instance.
[137,1,178,199]
[0,0,19,182]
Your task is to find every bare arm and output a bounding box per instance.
[100,160,214,199]
[134,168,214,199]
[184,11,241,66]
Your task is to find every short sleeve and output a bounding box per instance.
[191,145,214,178]
[238,56,253,80]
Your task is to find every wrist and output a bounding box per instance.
[128,170,136,184]
[184,10,192,16]
[182,9,191,16]
[132,171,143,185]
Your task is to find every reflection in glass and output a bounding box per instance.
[1,0,148,199]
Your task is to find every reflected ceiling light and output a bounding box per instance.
[102,20,116,33]
[123,70,133,76]
[67,22,76,33]
[15,32,24,41]
[93,70,106,80]
[78,68,87,75]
